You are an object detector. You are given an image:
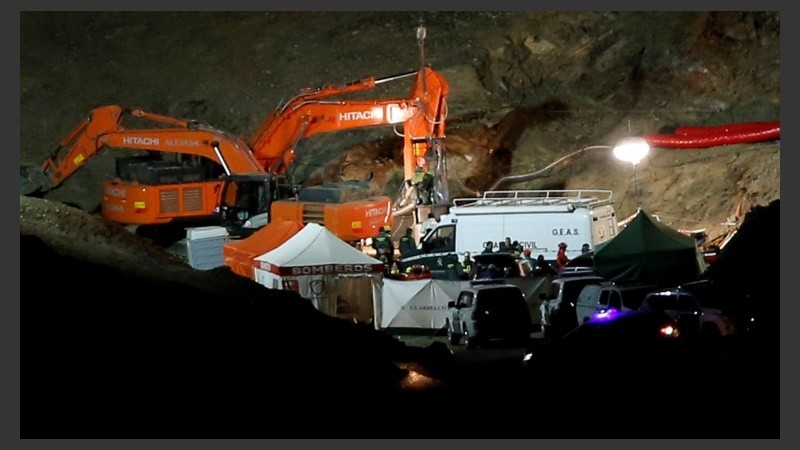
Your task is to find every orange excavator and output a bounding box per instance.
[20,54,448,243]
[20,104,273,230]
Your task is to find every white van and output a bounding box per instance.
[397,189,618,274]
[539,275,605,338]
[575,283,659,324]
[573,283,604,326]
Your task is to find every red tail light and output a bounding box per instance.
[659,323,680,338]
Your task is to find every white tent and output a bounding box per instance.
[253,223,384,326]
[381,278,466,329]
[380,275,552,330]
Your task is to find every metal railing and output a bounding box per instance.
[452,189,613,208]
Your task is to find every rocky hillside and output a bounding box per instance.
[20,11,780,241]
[18,12,781,438]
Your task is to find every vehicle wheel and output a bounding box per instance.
[446,320,461,346]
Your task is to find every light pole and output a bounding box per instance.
[612,137,650,209]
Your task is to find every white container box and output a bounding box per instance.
[185,226,229,270]
[186,226,229,240]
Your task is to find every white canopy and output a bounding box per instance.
[380,275,552,329]
[252,223,384,326]
[381,278,466,329]
[254,222,384,276]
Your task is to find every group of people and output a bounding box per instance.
[372,224,432,277]
[555,242,591,270]
[470,237,592,274]
[373,225,592,279]
[480,237,526,256]
[399,213,442,257]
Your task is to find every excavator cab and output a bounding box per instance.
[217,174,294,238]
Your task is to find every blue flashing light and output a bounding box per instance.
[591,308,620,322]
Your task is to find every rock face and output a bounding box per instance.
[21,11,779,240]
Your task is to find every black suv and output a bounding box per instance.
[446,282,532,349]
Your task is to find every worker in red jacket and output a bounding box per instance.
[556,242,570,271]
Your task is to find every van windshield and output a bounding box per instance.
[423,224,455,252]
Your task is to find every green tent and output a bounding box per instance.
[593,209,706,286]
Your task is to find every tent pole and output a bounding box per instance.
[633,163,642,210]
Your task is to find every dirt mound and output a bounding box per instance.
[20,196,186,272]
[20,196,460,437]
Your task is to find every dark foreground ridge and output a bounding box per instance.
[20,201,780,438]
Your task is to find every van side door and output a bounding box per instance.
[575,283,603,324]
[597,289,612,314]
[453,291,474,334]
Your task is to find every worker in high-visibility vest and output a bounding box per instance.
[462,252,474,279]
[411,167,435,205]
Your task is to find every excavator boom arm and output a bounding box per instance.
[96,130,262,174]
[30,105,263,191]
[248,67,449,177]
[252,99,423,173]
[402,67,448,180]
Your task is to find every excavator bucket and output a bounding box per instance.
[20,165,51,196]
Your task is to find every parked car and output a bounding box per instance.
[521,309,696,425]
[522,308,684,375]
[446,281,532,349]
[574,282,659,324]
[538,275,605,338]
[640,281,738,340]
[521,307,771,436]
[557,266,596,278]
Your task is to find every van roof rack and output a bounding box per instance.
[452,189,613,208]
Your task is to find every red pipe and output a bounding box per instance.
[644,125,780,148]
[674,121,779,136]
